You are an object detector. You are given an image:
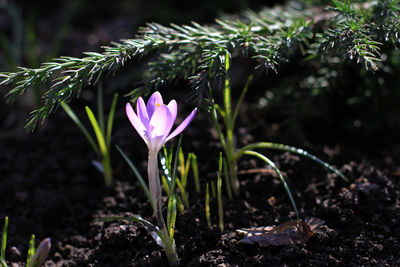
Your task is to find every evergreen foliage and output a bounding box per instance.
[0,0,399,131]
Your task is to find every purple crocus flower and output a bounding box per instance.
[28,238,51,267]
[126,91,197,154]
[126,91,197,233]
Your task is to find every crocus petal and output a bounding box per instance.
[148,105,174,152]
[166,107,197,142]
[136,97,149,129]
[167,99,177,123]
[31,238,51,267]
[126,103,148,145]
[147,91,164,119]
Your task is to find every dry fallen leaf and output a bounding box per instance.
[236,217,324,247]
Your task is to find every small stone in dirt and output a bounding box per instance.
[71,235,88,245]
[267,196,276,206]
[10,246,21,257]
[236,217,325,247]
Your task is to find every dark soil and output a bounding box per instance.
[1,0,400,266]
[1,95,400,267]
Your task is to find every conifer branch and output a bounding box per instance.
[0,0,399,130]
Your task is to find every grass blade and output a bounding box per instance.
[99,215,165,248]
[26,234,35,267]
[168,134,183,200]
[217,152,224,232]
[1,217,8,265]
[190,153,201,194]
[175,178,189,208]
[237,142,347,181]
[116,145,154,211]
[205,183,211,229]
[167,194,177,241]
[166,134,183,230]
[182,153,192,188]
[86,104,112,186]
[85,106,107,156]
[99,215,155,229]
[223,157,232,199]
[243,150,299,219]
[232,74,253,129]
[60,101,99,155]
[106,93,118,148]
[211,181,216,198]
[161,174,170,195]
[178,148,185,182]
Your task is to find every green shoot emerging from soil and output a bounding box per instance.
[217,152,224,232]
[209,53,347,219]
[1,217,51,267]
[160,146,198,213]
[203,153,225,232]
[60,84,118,186]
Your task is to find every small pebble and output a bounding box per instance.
[71,235,87,245]
[10,246,21,257]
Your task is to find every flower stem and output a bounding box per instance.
[148,152,165,229]
[148,152,179,265]
[163,236,178,266]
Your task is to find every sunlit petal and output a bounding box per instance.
[137,97,149,129]
[126,103,148,145]
[149,105,174,151]
[167,99,177,123]
[127,91,197,154]
[147,91,164,118]
[166,108,197,142]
